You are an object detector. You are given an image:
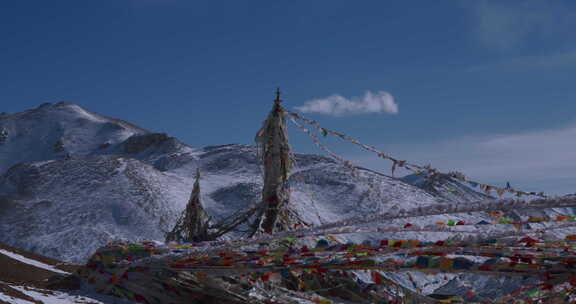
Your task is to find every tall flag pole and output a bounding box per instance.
[165,168,210,242]
[255,88,292,234]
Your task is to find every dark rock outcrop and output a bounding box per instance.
[123,133,172,154]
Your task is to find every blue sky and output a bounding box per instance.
[1,1,575,195]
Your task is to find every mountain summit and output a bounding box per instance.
[0,101,150,173]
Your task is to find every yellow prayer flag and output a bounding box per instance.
[439,258,453,271]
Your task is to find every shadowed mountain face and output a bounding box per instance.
[1,102,555,299]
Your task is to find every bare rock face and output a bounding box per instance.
[122,133,171,154]
[52,139,65,153]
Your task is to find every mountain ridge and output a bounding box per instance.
[0,102,458,263]
[1,102,548,300]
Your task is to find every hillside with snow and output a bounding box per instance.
[0,242,140,304]
[0,102,473,264]
[1,102,572,302]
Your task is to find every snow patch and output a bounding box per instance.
[9,284,138,304]
[0,291,35,304]
[0,248,69,275]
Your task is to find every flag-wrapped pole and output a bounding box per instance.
[165,168,210,242]
[255,88,292,234]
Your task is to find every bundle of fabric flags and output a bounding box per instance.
[83,229,576,303]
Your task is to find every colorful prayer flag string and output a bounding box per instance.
[285,110,549,198]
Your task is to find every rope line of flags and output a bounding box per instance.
[286,110,548,198]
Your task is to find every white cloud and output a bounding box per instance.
[295,91,398,117]
[350,122,576,195]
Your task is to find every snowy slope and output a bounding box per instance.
[0,102,554,299]
[0,248,68,275]
[0,156,190,263]
[0,285,135,304]
[0,242,136,304]
[0,104,494,304]
[401,172,492,202]
[0,99,470,265]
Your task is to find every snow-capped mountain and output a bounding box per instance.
[1,102,554,300]
[0,102,469,264]
[0,102,150,173]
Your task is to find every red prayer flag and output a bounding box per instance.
[371,271,382,285]
[261,273,270,281]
